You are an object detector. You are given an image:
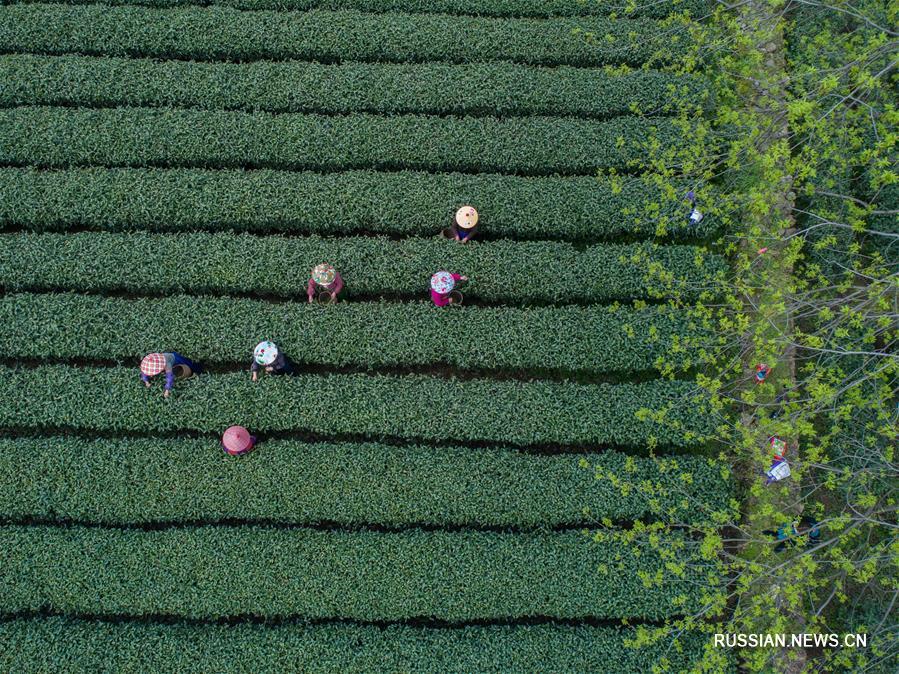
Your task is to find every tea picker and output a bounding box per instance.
[140,352,200,398]
[222,425,257,456]
[686,190,703,225]
[251,341,294,381]
[763,516,821,552]
[771,386,789,418]
[430,271,468,307]
[764,436,791,485]
[307,264,343,304]
[450,206,479,243]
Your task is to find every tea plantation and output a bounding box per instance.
[0,1,731,671]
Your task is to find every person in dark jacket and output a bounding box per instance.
[251,341,294,381]
[450,205,479,243]
[763,516,821,552]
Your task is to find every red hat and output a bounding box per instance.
[140,353,166,376]
[222,425,254,456]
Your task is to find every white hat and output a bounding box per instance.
[430,271,455,294]
[254,341,278,366]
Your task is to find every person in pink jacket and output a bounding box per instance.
[307,263,343,304]
[430,271,468,306]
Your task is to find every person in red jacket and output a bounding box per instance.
[307,264,344,304]
[430,271,468,306]
[222,425,257,456]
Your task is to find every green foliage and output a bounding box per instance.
[0,292,711,374]
[0,617,721,673]
[0,525,715,620]
[8,0,712,19]
[641,1,899,670]
[0,106,688,175]
[785,0,897,279]
[0,365,715,447]
[0,3,691,66]
[0,436,731,525]
[0,54,712,119]
[0,167,718,241]
[0,232,726,303]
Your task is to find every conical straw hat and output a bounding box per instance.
[222,425,252,455]
[455,206,479,229]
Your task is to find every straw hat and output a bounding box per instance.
[430,271,455,294]
[222,425,252,456]
[312,263,336,285]
[140,353,166,376]
[254,341,278,366]
[455,206,478,229]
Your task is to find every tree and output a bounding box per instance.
[583,1,896,670]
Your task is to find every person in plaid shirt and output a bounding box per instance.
[140,352,200,398]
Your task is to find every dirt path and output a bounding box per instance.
[734,1,803,671]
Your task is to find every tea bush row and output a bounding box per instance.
[0,54,711,119]
[0,167,718,241]
[0,292,711,374]
[0,4,691,67]
[0,436,732,526]
[0,617,719,674]
[0,525,715,620]
[0,232,726,303]
[0,365,715,447]
[8,0,711,19]
[0,106,686,175]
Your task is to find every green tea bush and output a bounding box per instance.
[0,525,715,619]
[0,436,731,525]
[0,617,719,673]
[0,293,711,373]
[0,167,717,240]
[0,4,691,66]
[7,0,712,19]
[0,365,714,447]
[0,106,685,175]
[0,55,711,119]
[0,233,726,303]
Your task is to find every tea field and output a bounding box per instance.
[0,1,731,671]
